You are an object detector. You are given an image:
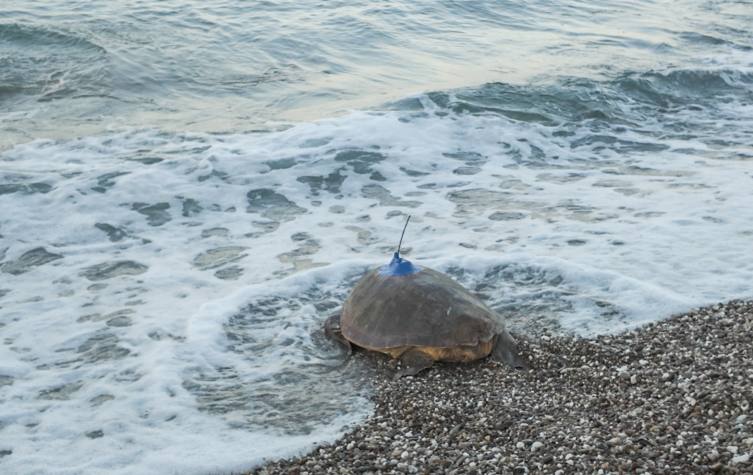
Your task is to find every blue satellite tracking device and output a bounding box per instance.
[379,215,422,276]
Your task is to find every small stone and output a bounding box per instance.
[233,300,753,475]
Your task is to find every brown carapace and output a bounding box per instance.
[325,265,527,378]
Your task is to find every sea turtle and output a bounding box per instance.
[326,220,526,378]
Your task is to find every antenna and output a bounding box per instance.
[380,214,422,276]
[397,215,411,256]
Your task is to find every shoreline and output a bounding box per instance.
[246,300,753,475]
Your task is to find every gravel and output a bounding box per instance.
[245,300,753,475]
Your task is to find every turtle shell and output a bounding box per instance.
[340,266,505,350]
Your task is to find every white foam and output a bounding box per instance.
[1,91,753,474]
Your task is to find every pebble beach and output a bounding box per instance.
[248,300,753,475]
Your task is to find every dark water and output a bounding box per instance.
[2,0,752,148]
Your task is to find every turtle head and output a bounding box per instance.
[379,252,422,276]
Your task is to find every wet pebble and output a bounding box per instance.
[244,300,753,475]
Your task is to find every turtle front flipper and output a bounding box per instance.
[325,313,352,355]
[394,348,434,379]
[491,329,528,369]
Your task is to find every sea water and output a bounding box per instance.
[1,0,752,473]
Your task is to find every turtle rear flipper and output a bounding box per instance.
[325,313,352,355]
[492,330,528,369]
[394,348,434,379]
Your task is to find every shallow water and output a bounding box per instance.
[3,0,752,145]
[1,0,753,474]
